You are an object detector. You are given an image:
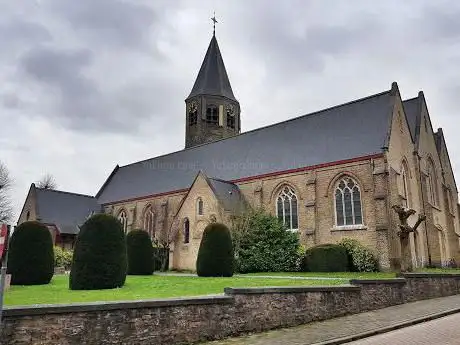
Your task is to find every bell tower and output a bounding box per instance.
[185,17,241,149]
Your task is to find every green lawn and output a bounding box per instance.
[4,274,346,306]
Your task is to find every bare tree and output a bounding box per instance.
[0,161,13,222]
[36,173,57,190]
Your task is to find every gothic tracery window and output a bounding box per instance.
[118,210,128,233]
[276,185,298,231]
[427,159,439,206]
[206,105,218,125]
[335,177,363,226]
[143,205,155,239]
[400,162,410,208]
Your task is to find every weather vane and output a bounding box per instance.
[211,12,218,35]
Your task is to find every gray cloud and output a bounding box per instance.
[2,0,460,221]
[48,0,157,49]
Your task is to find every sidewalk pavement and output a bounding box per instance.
[204,294,460,345]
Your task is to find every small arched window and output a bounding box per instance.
[184,218,190,244]
[276,185,298,231]
[26,211,30,221]
[400,162,410,208]
[197,198,204,215]
[335,177,363,226]
[206,105,218,125]
[117,210,128,234]
[143,206,155,239]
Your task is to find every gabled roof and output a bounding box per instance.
[186,34,237,102]
[402,97,419,144]
[36,187,101,234]
[206,177,246,214]
[97,86,395,205]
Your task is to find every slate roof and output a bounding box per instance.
[97,88,395,205]
[206,177,246,214]
[36,188,101,234]
[402,97,419,143]
[186,34,237,102]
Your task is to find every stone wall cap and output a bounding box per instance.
[350,278,406,285]
[224,285,360,295]
[3,294,234,317]
[398,272,460,278]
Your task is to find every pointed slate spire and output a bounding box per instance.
[186,34,237,102]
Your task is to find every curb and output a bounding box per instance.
[310,307,460,345]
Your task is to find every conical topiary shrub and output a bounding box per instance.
[7,221,54,285]
[127,229,154,275]
[196,222,234,277]
[70,213,127,290]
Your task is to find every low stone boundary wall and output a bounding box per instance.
[1,273,460,345]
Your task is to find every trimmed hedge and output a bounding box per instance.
[196,223,234,277]
[127,229,154,275]
[7,221,54,285]
[302,244,349,272]
[338,238,379,272]
[70,214,127,290]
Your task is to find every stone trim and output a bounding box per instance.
[398,273,460,278]
[224,285,359,294]
[350,278,406,285]
[331,225,368,232]
[3,295,234,317]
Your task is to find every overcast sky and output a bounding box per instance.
[2,0,460,220]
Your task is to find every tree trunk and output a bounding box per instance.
[400,233,413,272]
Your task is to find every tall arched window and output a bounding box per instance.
[427,159,439,206]
[184,218,190,244]
[197,198,204,215]
[143,206,155,239]
[276,185,298,231]
[400,162,410,208]
[117,210,128,233]
[335,177,363,226]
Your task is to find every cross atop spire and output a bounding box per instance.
[211,12,218,36]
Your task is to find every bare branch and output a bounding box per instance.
[0,161,13,222]
[36,173,57,190]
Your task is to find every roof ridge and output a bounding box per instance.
[119,87,392,169]
[207,176,238,185]
[36,187,95,199]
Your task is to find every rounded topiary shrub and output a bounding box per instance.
[302,244,349,272]
[70,214,127,290]
[7,221,54,285]
[338,238,379,272]
[196,223,234,277]
[127,229,154,275]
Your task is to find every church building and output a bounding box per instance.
[18,30,460,271]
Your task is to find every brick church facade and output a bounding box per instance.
[18,31,460,271]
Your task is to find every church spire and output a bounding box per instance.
[184,18,241,149]
[186,26,236,102]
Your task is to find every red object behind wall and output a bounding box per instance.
[0,224,8,261]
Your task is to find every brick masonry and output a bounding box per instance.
[2,273,460,345]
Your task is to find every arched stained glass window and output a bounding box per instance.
[118,210,128,233]
[276,186,298,231]
[335,177,363,226]
[143,206,155,239]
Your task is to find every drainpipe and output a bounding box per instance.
[417,153,431,267]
